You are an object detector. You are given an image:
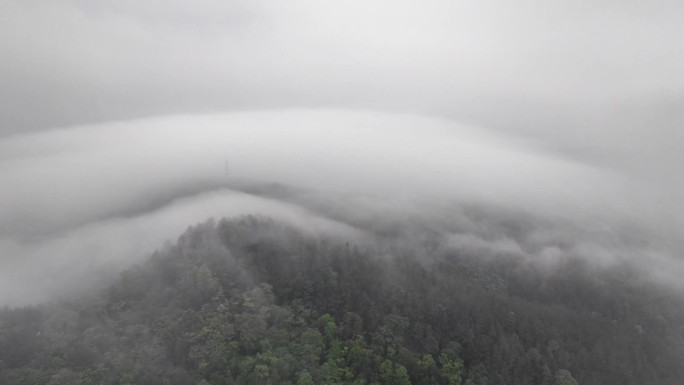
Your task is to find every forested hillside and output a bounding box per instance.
[1,217,683,385]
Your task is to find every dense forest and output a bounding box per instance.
[1,216,683,385]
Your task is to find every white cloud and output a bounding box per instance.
[1,110,681,305]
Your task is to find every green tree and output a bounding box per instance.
[439,353,463,385]
[554,369,578,385]
[379,359,394,385]
[297,370,314,385]
[394,364,411,385]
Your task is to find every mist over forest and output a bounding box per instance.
[2,1,684,385]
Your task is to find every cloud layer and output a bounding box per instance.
[1,110,681,305]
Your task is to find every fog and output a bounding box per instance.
[0,110,681,305]
[1,1,684,305]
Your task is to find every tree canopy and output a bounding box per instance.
[1,216,683,385]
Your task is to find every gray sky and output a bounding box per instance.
[2,0,683,181]
[1,0,684,304]
[2,1,683,124]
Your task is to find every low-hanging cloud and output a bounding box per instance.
[0,186,367,306]
[0,110,647,235]
[1,109,682,305]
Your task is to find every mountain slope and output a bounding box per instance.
[1,216,683,385]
